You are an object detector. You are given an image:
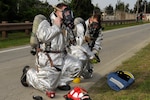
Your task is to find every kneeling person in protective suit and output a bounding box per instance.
[21,3,81,98]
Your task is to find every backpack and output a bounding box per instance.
[74,17,86,35]
[107,71,135,91]
[30,14,47,49]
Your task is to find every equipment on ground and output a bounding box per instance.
[64,87,92,100]
[72,77,81,83]
[107,70,135,91]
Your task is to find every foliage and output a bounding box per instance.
[115,0,126,12]
[0,0,18,22]
[59,0,95,19]
[125,3,130,12]
[1,0,150,23]
[146,1,150,13]
[0,0,99,22]
[69,0,94,20]
[105,4,114,15]
[133,0,149,13]
[0,0,53,22]
[93,6,101,15]
[0,32,30,48]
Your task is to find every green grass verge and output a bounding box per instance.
[89,43,150,100]
[103,21,150,31]
[0,32,30,49]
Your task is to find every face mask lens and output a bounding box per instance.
[64,10,70,17]
[89,22,99,35]
[90,22,99,29]
[62,8,74,28]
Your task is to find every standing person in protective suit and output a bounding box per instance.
[20,3,81,98]
[70,14,103,79]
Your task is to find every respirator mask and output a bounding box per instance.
[89,22,100,37]
[62,7,74,29]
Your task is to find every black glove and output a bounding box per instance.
[30,48,36,55]
[33,96,43,100]
[94,54,101,63]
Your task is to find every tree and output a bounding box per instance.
[115,0,125,11]
[17,0,52,22]
[133,0,144,13]
[0,0,18,22]
[0,1,9,21]
[93,6,101,15]
[146,1,150,13]
[69,0,94,20]
[105,4,114,15]
[0,0,53,22]
[125,3,130,12]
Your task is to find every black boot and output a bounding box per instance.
[21,66,30,87]
[57,84,71,91]
[33,96,43,100]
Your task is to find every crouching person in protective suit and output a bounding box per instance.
[67,17,94,80]
[20,3,81,98]
[85,14,103,63]
[70,14,103,80]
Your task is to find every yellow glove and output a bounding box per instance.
[90,53,101,64]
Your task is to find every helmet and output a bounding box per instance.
[64,87,92,100]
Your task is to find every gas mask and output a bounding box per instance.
[62,7,74,29]
[89,22,100,38]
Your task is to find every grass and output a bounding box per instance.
[88,43,150,100]
[103,21,149,31]
[0,32,30,48]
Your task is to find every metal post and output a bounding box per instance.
[25,21,30,35]
[136,0,140,22]
[144,1,146,14]
[1,21,8,39]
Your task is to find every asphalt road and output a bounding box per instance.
[0,23,150,100]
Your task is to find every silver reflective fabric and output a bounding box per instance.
[26,17,81,92]
[27,67,61,91]
[69,45,93,79]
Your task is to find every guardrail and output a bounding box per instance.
[0,19,136,39]
[0,21,32,39]
[102,19,136,26]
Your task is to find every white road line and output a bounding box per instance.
[0,46,30,54]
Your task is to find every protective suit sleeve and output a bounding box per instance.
[36,20,61,43]
[92,29,103,53]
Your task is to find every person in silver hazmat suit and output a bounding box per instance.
[85,14,103,55]
[20,3,81,98]
[70,14,103,79]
